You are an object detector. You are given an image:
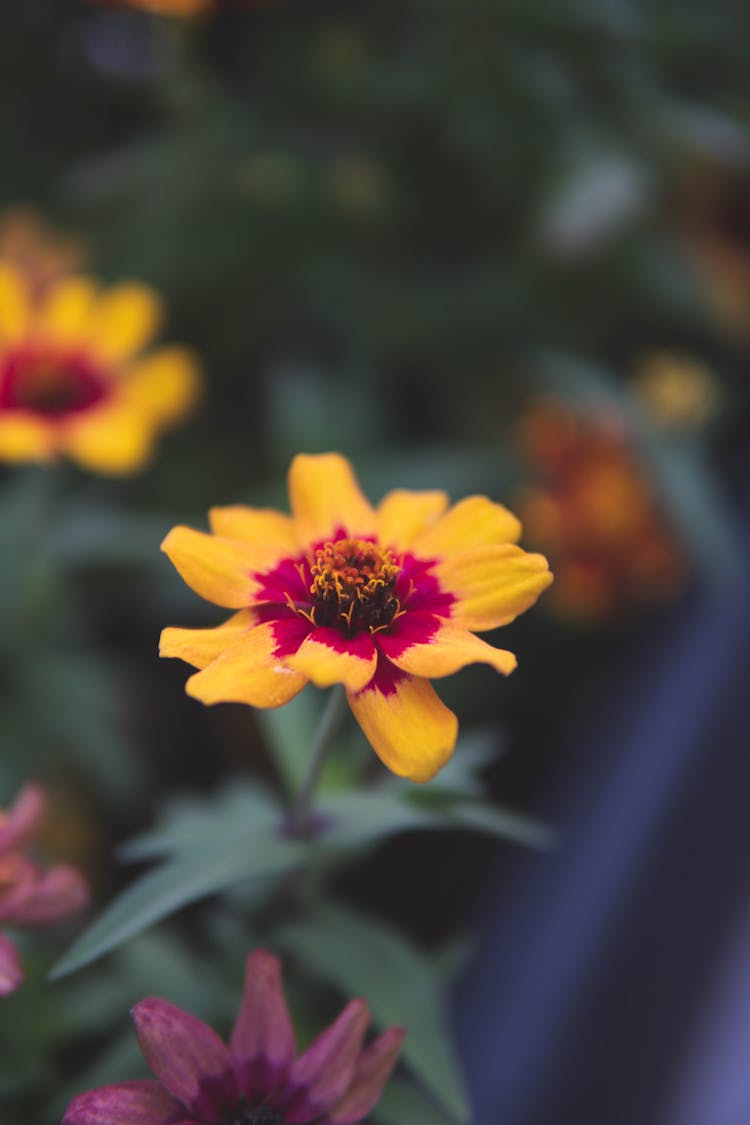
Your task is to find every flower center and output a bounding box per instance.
[226,1106,285,1125]
[0,347,106,417]
[308,537,403,634]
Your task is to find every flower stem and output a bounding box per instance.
[289,685,346,837]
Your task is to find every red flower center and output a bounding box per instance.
[308,537,404,634]
[0,346,107,417]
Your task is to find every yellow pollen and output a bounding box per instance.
[308,538,402,633]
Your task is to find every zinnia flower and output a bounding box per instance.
[516,399,684,621]
[160,453,552,782]
[0,264,200,473]
[0,783,89,995]
[63,948,405,1125]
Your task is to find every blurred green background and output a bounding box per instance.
[2,1,750,1123]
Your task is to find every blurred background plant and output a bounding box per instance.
[1,1,749,1124]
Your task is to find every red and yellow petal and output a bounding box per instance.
[0,413,56,463]
[288,453,375,544]
[159,609,258,670]
[84,282,163,362]
[0,264,30,344]
[412,495,522,559]
[208,506,300,560]
[186,619,310,708]
[347,664,458,783]
[285,628,377,693]
[375,489,449,552]
[63,402,155,475]
[119,345,200,424]
[161,527,277,609]
[377,614,517,678]
[435,544,553,631]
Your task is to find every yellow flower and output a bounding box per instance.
[0,264,200,474]
[632,351,720,430]
[161,453,552,782]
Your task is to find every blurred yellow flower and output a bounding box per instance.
[161,453,552,782]
[632,351,720,430]
[516,399,684,622]
[0,265,200,474]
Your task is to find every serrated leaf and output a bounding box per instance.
[50,834,303,980]
[279,903,470,1124]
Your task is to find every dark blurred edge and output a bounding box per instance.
[454,502,750,1125]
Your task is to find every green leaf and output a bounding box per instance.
[50,834,304,980]
[118,781,282,862]
[318,785,553,854]
[279,903,470,1124]
[445,801,557,849]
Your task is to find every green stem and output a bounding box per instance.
[289,685,346,837]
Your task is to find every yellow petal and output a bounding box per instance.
[436,544,553,632]
[288,453,375,544]
[378,618,517,678]
[120,346,200,423]
[348,670,457,782]
[159,609,258,670]
[186,621,309,708]
[376,489,449,552]
[0,414,55,463]
[0,264,30,343]
[63,403,154,475]
[36,277,97,346]
[412,496,522,559]
[286,629,377,692]
[161,526,270,608]
[85,283,163,362]
[208,506,300,557]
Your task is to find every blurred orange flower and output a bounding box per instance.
[161,453,552,782]
[516,399,684,622]
[94,0,267,14]
[676,162,750,344]
[0,784,89,995]
[0,264,200,474]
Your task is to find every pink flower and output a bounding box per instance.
[0,783,89,995]
[63,949,405,1125]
